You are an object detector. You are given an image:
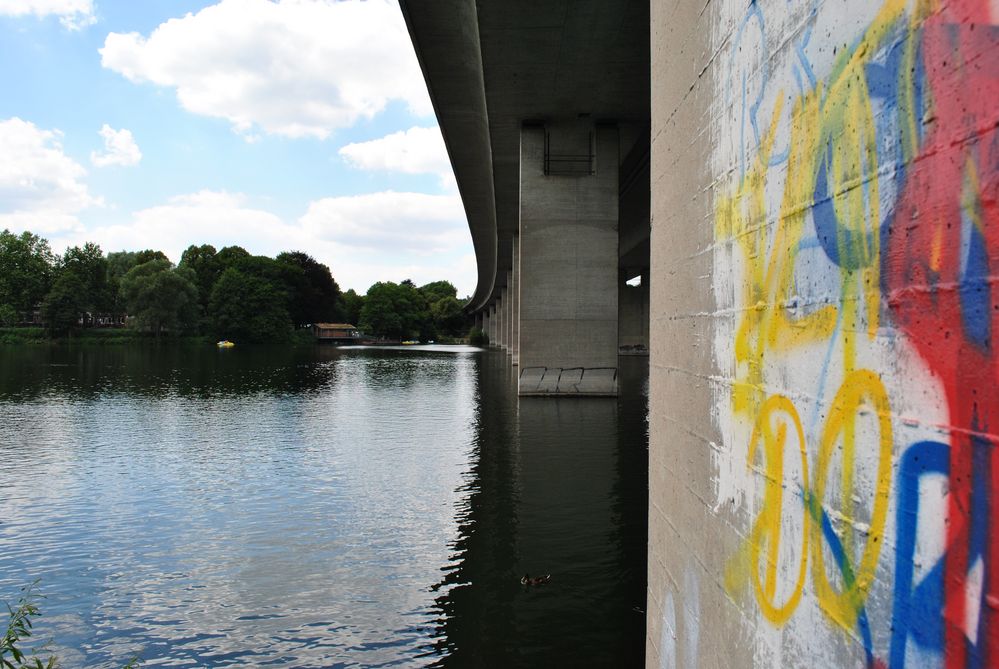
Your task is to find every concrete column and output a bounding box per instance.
[511,236,520,366]
[517,122,619,396]
[505,270,514,357]
[618,267,650,355]
[489,303,497,346]
[496,292,506,349]
[481,311,489,345]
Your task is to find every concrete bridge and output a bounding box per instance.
[400,0,650,397]
[402,0,999,667]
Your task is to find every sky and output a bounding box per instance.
[0,0,475,296]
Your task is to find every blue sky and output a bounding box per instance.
[0,0,474,295]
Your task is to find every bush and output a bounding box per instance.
[468,327,488,347]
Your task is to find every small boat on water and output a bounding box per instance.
[217,340,235,348]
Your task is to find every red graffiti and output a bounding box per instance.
[884,1,999,666]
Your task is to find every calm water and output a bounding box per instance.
[0,344,648,667]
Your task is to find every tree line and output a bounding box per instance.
[0,229,469,343]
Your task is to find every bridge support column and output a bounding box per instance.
[618,267,649,355]
[517,123,619,396]
[505,270,514,359]
[510,238,520,366]
[488,303,497,346]
[497,291,506,349]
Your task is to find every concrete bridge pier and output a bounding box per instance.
[516,122,619,396]
[510,240,519,366]
[495,294,503,349]
[505,269,515,361]
[488,303,497,346]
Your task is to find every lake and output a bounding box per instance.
[0,344,648,667]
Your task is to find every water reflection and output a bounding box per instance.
[426,353,648,667]
[0,345,345,400]
[0,345,646,667]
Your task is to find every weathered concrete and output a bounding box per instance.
[510,235,520,366]
[496,291,506,348]
[488,303,497,347]
[648,1,999,667]
[619,268,649,355]
[518,123,619,396]
[504,271,513,356]
[481,312,489,345]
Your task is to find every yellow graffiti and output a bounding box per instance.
[725,395,808,625]
[810,370,894,630]
[717,0,922,633]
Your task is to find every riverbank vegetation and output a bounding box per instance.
[0,229,470,344]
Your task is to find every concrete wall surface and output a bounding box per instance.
[648,1,999,667]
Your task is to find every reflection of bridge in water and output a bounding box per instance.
[422,352,648,666]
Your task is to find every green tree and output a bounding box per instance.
[430,295,466,337]
[340,289,364,326]
[0,304,17,327]
[215,246,250,273]
[418,280,458,304]
[418,281,466,337]
[107,251,141,319]
[134,249,169,266]
[120,260,199,338]
[209,267,292,343]
[179,244,220,301]
[41,272,87,335]
[276,251,342,325]
[59,242,111,315]
[179,244,220,329]
[359,281,431,340]
[0,230,55,318]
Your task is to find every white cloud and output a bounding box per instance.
[99,0,432,140]
[70,190,293,261]
[339,126,456,189]
[91,124,141,167]
[0,117,99,234]
[53,189,474,296]
[300,191,466,253]
[0,0,96,30]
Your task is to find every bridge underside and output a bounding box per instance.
[401,0,650,396]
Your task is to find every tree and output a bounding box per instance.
[430,295,466,337]
[134,249,169,266]
[59,242,111,315]
[209,267,292,343]
[0,229,55,318]
[340,289,364,326]
[120,259,199,338]
[418,280,458,304]
[41,272,87,334]
[276,251,342,325]
[359,281,431,340]
[418,281,466,337]
[107,251,141,319]
[179,244,220,328]
[216,246,250,273]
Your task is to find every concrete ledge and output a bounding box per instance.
[518,366,619,396]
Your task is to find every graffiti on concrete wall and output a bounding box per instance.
[711,0,998,665]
